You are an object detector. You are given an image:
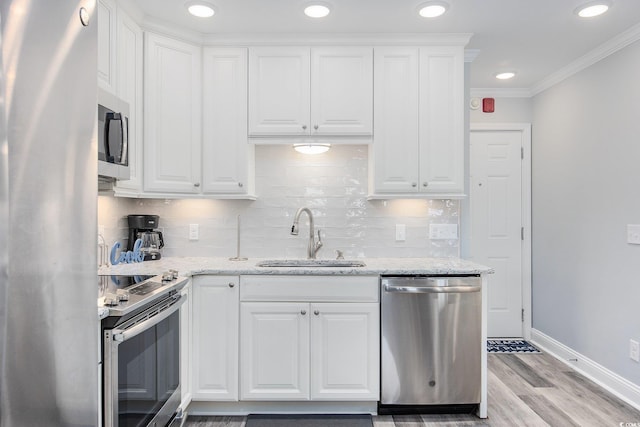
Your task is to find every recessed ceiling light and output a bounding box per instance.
[304,3,331,18]
[495,72,516,80]
[575,1,611,18]
[293,144,331,154]
[186,1,215,18]
[417,1,449,18]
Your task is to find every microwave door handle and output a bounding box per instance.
[103,112,114,162]
[119,115,128,165]
[111,295,186,343]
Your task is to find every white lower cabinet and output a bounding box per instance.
[192,276,239,401]
[310,303,379,400]
[239,276,380,401]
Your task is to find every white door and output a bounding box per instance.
[202,47,251,194]
[470,128,525,337]
[248,47,310,136]
[191,276,239,401]
[309,303,379,400]
[240,302,310,400]
[371,47,420,193]
[311,47,373,135]
[144,33,202,193]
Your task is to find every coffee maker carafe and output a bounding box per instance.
[127,214,164,261]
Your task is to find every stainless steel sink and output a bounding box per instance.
[256,259,366,268]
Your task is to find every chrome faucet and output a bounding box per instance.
[291,207,323,259]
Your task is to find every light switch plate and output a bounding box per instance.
[189,224,199,241]
[395,224,406,242]
[627,225,640,244]
[429,224,458,240]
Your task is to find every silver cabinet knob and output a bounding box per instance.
[194,183,200,187]
[302,125,307,130]
[314,124,319,130]
[314,310,320,315]
[228,282,235,288]
[238,182,243,188]
[411,182,417,187]
[422,182,429,187]
[301,310,307,315]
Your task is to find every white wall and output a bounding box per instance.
[532,40,640,384]
[99,145,461,259]
[470,97,532,123]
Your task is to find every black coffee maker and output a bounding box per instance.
[127,214,164,261]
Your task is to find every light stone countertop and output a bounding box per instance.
[98,256,493,277]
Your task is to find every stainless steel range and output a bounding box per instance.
[99,273,189,427]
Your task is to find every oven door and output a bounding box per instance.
[104,294,185,427]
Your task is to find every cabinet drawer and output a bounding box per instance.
[240,275,379,302]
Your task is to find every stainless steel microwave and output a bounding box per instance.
[98,88,130,180]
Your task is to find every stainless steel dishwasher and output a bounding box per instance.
[380,276,482,414]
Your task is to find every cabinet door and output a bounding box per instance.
[192,276,239,401]
[311,47,373,135]
[418,46,464,194]
[371,47,420,193]
[248,47,310,136]
[310,303,379,400]
[144,33,202,193]
[240,302,310,400]
[114,11,143,193]
[97,0,116,93]
[202,48,252,194]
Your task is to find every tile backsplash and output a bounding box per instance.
[98,145,460,259]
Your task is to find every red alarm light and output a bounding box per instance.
[482,98,495,113]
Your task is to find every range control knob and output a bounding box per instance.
[104,293,119,307]
[116,289,130,301]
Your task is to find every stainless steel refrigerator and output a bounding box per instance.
[0,1,99,426]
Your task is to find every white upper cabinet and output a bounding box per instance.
[144,33,202,194]
[202,48,254,195]
[418,46,464,195]
[248,47,373,137]
[113,10,143,193]
[370,45,464,197]
[248,47,310,136]
[97,0,117,93]
[310,48,373,135]
[371,47,420,193]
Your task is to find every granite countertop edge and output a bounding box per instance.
[98,256,494,277]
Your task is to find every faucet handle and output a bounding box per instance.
[317,229,323,243]
[335,250,344,260]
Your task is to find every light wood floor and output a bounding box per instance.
[185,352,640,426]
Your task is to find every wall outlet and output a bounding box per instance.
[395,224,406,242]
[630,339,639,362]
[627,225,640,245]
[98,225,105,237]
[429,224,458,240]
[189,224,199,241]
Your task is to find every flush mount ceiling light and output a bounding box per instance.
[495,71,516,80]
[417,1,449,18]
[293,143,331,154]
[304,3,331,18]
[186,1,215,18]
[575,1,611,18]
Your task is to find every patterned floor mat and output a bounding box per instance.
[487,339,541,353]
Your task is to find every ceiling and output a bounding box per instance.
[131,0,640,93]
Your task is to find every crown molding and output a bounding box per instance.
[470,88,533,98]
[465,49,480,63]
[140,17,205,45]
[201,32,473,46]
[530,22,640,96]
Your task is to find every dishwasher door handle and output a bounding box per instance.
[383,284,481,294]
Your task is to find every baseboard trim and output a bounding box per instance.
[530,329,640,411]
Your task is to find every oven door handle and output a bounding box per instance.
[112,294,186,343]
